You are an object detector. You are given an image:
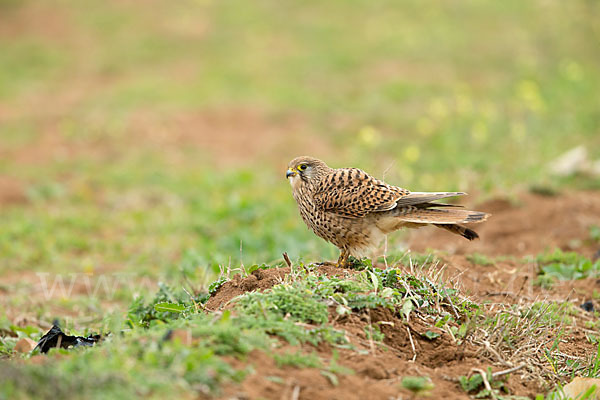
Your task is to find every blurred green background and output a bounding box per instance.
[1,0,599,319]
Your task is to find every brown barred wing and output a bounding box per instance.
[312,168,409,218]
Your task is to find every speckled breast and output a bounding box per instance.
[293,185,374,251]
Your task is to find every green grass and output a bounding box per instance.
[2,262,458,398]
[1,0,599,306]
[590,226,600,243]
[2,315,255,399]
[2,260,600,398]
[466,253,496,267]
[3,1,599,178]
[2,0,600,398]
[534,249,600,287]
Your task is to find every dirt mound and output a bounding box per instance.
[222,348,402,400]
[409,191,600,259]
[206,264,359,311]
[220,308,482,400]
[220,301,533,400]
[209,263,546,399]
[205,267,290,311]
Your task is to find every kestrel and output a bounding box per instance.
[286,156,490,267]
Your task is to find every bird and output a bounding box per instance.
[286,156,490,268]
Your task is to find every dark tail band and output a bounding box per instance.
[434,223,480,241]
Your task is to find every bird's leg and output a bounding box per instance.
[336,250,349,268]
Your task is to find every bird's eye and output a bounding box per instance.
[298,164,308,171]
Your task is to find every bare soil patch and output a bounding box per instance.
[409,191,600,259]
[128,109,333,168]
[219,307,486,400]
[2,108,333,170]
[0,176,27,206]
[0,2,74,41]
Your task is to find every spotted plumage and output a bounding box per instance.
[286,156,490,267]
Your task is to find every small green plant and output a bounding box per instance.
[459,368,506,398]
[398,251,441,268]
[320,350,354,386]
[126,283,192,328]
[422,330,441,340]
[535,249,600,285]
[347,256,372,270]
[459,373,484,392]
[583,342,600,378]
[590,226,600,243]
[526,301,578,322]
[154,302,186,314]
[401,376,434,394]
[540,259,600,281]
[0,337,16,357]
[537,249,584,265]
[208,277,228,295]
[236,282,329,324]
[364,324,384,342]
[231,276,349,346]
[466,253,495,266]
[273,350,322,369]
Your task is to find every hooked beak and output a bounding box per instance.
[286,169,297,178]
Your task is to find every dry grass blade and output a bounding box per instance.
[283,252,292,268]
[472,368,496,400]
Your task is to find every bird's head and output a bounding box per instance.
[286,156,329,189]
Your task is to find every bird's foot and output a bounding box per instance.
[336,253,350,269]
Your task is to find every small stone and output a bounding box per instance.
[563,377,600,399]
[170,329,193,346]
[581,301,594,312]
[14,338,37,353]
[164,329,193,346]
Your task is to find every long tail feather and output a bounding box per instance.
[434,224,479,240]
[395,208,490,224]
[394,192,466,207]
[386,191,489,241]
